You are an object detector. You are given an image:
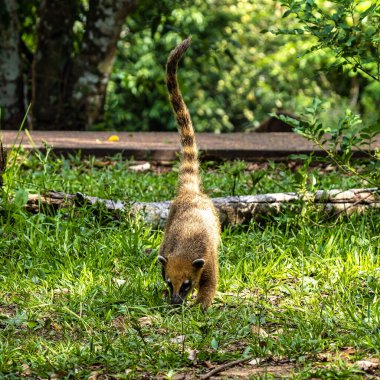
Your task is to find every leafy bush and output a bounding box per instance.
[103,0,361,132]
[276,0,380,127]
[278,99,379,188]
[273,0,380,187]
[278,0,380,82]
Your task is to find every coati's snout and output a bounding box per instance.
[170,278,192,306]
[170,296,183,306]
[170,291,185,306]
[157,255,205,306]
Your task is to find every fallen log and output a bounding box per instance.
[25,188,380,226]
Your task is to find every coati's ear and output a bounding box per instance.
[157,255,168,266]
[192,258,205,268]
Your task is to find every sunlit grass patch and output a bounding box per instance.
[0,152,379,378]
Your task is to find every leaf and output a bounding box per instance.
[248,358,265,366]
[88,371,102,380]
[107,135,120,142]
[210,337,219,349]
[339,346,356,358]
[251,325,268,338]
[323,24,334,34]
[360,4,377,20]
[21,364,31,376]
[355,359,379,371]
[128,162,151,172]
[8,312,27,327]
[289,154,310,160]
[113,278,126,286]
[294,28,304,34]
[187,349,198,362]
[0,140,6,173]
[14,189,29,208]
[138,316,153,327]
[171,335,186,344]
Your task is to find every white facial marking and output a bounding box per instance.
[184,280,190,285]
[167,278,171,283]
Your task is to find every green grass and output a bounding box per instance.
[0,150,379,379]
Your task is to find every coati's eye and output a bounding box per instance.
[180,280,192,293]
[166,278,173,291]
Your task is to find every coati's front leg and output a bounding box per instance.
[195,266,218,311]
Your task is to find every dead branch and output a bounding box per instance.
[200,357,254,380]
[24,188,380,226]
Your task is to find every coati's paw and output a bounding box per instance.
[195,297,212,313]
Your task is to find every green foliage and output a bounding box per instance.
[104,0,357,132]
[272,0,380,188]
[18,0,41,54]
[276,0,380,127]
[14,0,380,132]
[278,0,380,82]
[277,98,380,187]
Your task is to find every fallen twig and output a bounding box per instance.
[200,357,264,379]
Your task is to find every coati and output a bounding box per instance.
[157,37,220,311]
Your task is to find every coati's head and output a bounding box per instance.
[157,255,205,306]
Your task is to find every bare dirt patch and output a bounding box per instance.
[0,303,17,318]
[218,361,296,378]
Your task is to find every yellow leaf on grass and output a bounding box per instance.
[251,325,268,338]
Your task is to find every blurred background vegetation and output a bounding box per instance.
[105,0,380,132]
[3,0,380,132]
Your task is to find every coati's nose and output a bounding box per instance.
[170,295,184,306]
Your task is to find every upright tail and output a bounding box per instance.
[166,37,201,194]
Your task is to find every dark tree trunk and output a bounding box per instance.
[32,0,138,130]
[0,0,25,129]
[31,0,78,130]
[65,0,139,129]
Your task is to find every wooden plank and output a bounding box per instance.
[1,131,378,161]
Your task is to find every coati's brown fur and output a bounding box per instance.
[158,37,220,311]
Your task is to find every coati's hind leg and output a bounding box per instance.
[195,267,217,311]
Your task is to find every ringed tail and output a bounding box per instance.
[166,37,201,194]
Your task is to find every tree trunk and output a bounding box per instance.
[25,188,380,227]
[65,0,139,130]
[0,0,24,129]
[32,0,138,130]
[31,0,78,130]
